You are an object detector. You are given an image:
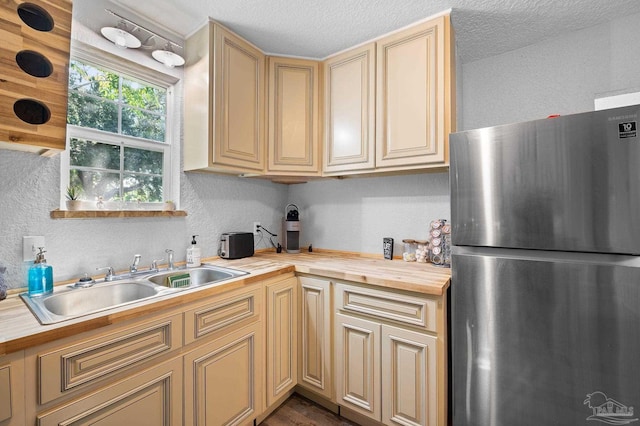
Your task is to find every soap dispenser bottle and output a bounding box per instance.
[28,247,53,296]
[186,235,201,267]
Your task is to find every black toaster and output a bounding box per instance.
[219,232,254,259]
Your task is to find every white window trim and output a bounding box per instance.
[60,42,181,211]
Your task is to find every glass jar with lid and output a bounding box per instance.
[415,240,429,263]
[402,239,417,261]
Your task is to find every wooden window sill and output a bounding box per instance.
[50,209,188,219]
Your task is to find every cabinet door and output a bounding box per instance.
[185,22,265,173]
[298,276,333,400]
[376,15,453,169]
[0,351,24,426]
[266,276,298,406]
[335,313,381,421]
[184,322,263,426]
[37,357,182,426]
[267,56,320,175]
[214,24,266,172]
[382,325,437,426]
[323,43,376,174]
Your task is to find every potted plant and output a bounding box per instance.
[163,200,176,211]
[65,186,82,211]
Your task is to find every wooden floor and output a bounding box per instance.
[262,394,358,426]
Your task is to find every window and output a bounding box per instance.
[62,51,178,210]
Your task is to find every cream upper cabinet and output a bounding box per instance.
[267,56,321,176]
[323,43,376,174]
[375,14,454,170]
[184,22,266,174]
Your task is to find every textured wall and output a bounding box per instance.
[461,12,640,131]
[287,173,451,257]
[0,149,287,289]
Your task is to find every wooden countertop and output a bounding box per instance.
[0,251,450,356]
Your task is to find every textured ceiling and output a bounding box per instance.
[97,0,640,63]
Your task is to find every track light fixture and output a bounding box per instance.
[100,9,185,68]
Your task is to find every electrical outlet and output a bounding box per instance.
[23,236,45,262]
[253,222,261,235]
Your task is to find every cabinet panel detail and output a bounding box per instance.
[298,277,332,399]
[266,277,298,406]
[323,43,376,173]
[335,313,380,421]
[382,325,437,426]
[267,57,320,174]
[39,314,182,404]
[336,283,437,331]
[184,324,262,426]
[184,286,261,345]
[0,366,11,422]
[37,357,182,426]
[376,15,452,168]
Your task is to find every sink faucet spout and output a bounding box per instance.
[165,249,174,270]
[130,254,141,273]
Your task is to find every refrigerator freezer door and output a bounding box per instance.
[452,251,640,426]
[450,104,640,254]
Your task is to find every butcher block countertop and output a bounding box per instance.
[0,250,450,356]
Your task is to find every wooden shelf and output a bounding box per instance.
[50,209,187,219]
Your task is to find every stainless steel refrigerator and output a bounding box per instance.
[450,104,640,426]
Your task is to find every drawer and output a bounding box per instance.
[335,282,437,332]
[38,313,182,404]
[184,284,262,345]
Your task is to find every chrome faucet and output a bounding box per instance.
[150,258,163,271]
[165,249,175,270]
[130,254,141,273]
[96,266,115,281]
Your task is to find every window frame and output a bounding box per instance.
[61,44,181,211]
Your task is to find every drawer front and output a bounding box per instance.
[39,313,182,404]
[335,283,437,332]
[184,285,262,345]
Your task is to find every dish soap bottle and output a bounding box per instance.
[186,235,201,267]
[28,247,53,296]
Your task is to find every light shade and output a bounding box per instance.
[101,26,141,49]
[152,44,185,68]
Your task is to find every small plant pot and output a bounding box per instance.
[163,201,176,211]
[65,200,82,211]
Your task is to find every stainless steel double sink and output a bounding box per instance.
[20,264,248,325]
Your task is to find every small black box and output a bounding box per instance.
[219,232,254,259]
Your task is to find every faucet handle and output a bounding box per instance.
[151,259,163,270]
[96,266,115,281]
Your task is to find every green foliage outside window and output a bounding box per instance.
[67,60,168,204]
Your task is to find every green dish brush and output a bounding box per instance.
[167,273,191,288]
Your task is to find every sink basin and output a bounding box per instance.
[20,264,249,325]
[147,265,248,288]
[21,281,166,325]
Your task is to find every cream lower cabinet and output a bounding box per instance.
[184,322,263,426]
[265,276,298,407]
[298,276,333,401]
[0,351,25,426]
[37,356,183,426]
[334,282,444,426]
